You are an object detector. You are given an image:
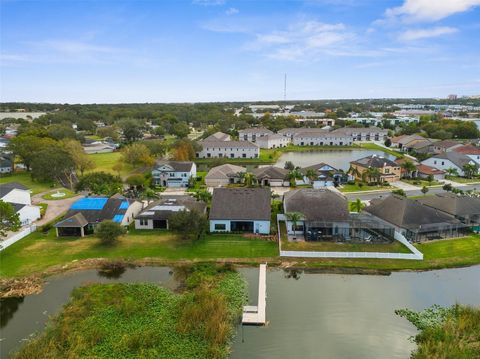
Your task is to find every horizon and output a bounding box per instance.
[1,0,480,103]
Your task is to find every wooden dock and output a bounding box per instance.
[242,263,267,325]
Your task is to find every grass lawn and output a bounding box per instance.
[340,183,391,192]
[401,179,442,187]
[445,175,480,184]
[282,239,412,253]
[0,172,56,195]
[358,143,403,158]
[0,229,278,278]
[41,188,77,200]
[87,152,134,177]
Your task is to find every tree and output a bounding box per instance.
[95,220,125,245]
[139,188,160,204]
[0,200,21,237]
[169,209,208,241]
[305,169,317,183]
[284,161,295,170]
[347,165,361,181]
[242,172,257,187]
[96,126,119,141]
[62,139,95,175]
[76,172,123,196]
[286,212,303,235]
[462,163,478,179]
[126,174,145,188]
[350,198,365,212]
[192,189,212,203]
[8,135,57,171]
[443,183,453,192]
[76,118,96,132]
[171,122,190,138]
[120,120,142,142]
[171,139,197,161]
[31,146,76,186]
[446,167,459,177]
[287,169,302,187]
[401,160,417,179]
[121,143,155,167]
[140,139,166,156]
[47,123,77,140]
[384,138,392,147]
[365,167,381,184]
[421,186,429,196]
[426,174,434,184]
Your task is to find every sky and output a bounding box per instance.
[1,0,480,103]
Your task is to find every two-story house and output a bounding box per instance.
[350,155,401,183]
[238,128,273,143]
[196,140,259,159]
[152,160,196,187]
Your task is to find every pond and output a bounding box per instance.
[274,149,395,171]
[1,265,479,358]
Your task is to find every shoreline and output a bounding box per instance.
[2,257,479,298]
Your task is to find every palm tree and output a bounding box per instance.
[193,189,212,203]
[347,165,361,181]
[350,198,364,212]
[446,167,459,177]
[305,169,317,184]
[462,163,478,179]
[139,188,159,204]
[243,172,257,187]
[286,212,303,236]
[366,167,381,184]
[287,169,302,187]
[401,160,416,179]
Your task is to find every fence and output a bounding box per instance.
[0,224,37,251]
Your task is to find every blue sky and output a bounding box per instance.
[1,0,480,103]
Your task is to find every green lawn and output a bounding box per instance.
[358,143,404,158]
[41,188,77,200]
[340,183,391,192]
[0,172,56,194]
[87,152,134,177]
[445,175,480,184]
[0,229,278,278]
[401,179,442,187]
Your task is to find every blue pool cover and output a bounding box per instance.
[71,197,108,210]
[119,201,129,209]
[112,214,124,223]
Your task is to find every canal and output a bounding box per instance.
[1,266,479,358]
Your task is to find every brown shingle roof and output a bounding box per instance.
[210,188,271,221]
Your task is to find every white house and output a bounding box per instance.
[255,134,291,149]
[238,128,273,143]
[152,161,196,187]
[293,130,352,146]
[331,127,388,142]
[0,182,40,226]
[209,188,271,234]
[453,144,480,165]
[422,152,478,177]
[196,140,259,159]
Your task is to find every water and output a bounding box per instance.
[1,266,479,358]
[274,149,394,171]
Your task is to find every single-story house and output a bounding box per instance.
[428,140,463,154]
[205,164,246,187]
[364,195,467,242]
[453,144,480,164]
[196,140,259,159]
[283,188,394,241]
[209,188,271,234]
[391,134,426,150]
[417,193,480,228]
[238,128,273,143]
[0,182,40,226]
[152,160,196,187]
[82,141,116,154]
[421,152,478,177]
[301,163,348,188]
[350,155,401,183]
[135,195,207,230]
[54,195,143,237]
[252,166,289,187]
[415,164,446,181]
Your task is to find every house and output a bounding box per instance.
[428,140,463,154]
[255,134,291,149]
[293,130,352,146]
[238,128,273,143]
[252,166,289,187]
[0,182,41,226]
[134,195,206,230]
[205,164,246,187]
[364,195,466,242]
[0,153,13,174]
[404,138,436,153]
[415,164,446,181]
[391,134,426,150]
[55,195,143,237]
[350,155,401,183]
[301,163,348,188]
[196,140,259,159]
[203,131,231,142]
[283,188,395,241]
[421,152,478,177]
[209,188,271,234]
[82,141,116,154]
[330,127,388,142]
[453,144,480,164]
[152,160,196,187]
[417,193,480,228]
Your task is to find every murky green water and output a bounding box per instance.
[1,266,479,358]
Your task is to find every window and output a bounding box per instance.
[140,219,148,226]
[207,153,211,158]
[441,161,444,165]
[242,153,246,158]
[214,223,226,230]
[385,168,390,174]
[231,153,235,158]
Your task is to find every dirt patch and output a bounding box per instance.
[0,276,44,298]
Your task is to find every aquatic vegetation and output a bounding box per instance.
[13,264,247,359]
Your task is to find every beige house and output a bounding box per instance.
[205,164,246,187]
[350,155,401,183]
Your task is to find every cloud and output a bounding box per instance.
[398,26,459,41]
[225,7,239,15]
[385,0,480,22]
[192,0,225,5]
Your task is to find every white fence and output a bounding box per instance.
[0,225,37,251]
[278,216,423,260]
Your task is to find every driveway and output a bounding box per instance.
[32,191,83,226]
[390,181,420,191]
[162,188,187,196]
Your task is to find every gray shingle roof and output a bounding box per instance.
[203,132,230,142]
[364,195,461,230]
[252,166,288,180]
[199,140,259,149]
[210,188,271,221]
[55,212,89,228]
[417,193,480,217]
[205,164,246,180]
[351,155,398,168]
[284,189,349,222]
[238,127,273,134]
[0,182,28,198]
[430,152,474,169]
[154,160,194,172]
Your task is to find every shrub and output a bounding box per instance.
[95,220,126,245]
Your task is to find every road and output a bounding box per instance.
[344,184,480,201]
